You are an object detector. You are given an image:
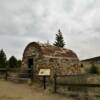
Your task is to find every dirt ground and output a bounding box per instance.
[0,80,73,100]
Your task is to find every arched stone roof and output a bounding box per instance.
[23,42,79,61]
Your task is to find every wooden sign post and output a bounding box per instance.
[38,69,50,89]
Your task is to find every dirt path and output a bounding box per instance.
[0,80,72,100]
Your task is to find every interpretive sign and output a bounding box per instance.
[39,69,50,76]
[38,69,50,89]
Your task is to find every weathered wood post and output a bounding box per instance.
[54,74,57,93]
[5,68,8,80]
[27,67,33,84]
[30,67,34,82]
[43,76,46,89]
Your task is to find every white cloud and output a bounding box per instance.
[0,0,100,60]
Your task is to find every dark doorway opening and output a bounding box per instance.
[28,58,34,79]
[28,58,33,69]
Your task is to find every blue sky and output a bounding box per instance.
[0,0,100,60]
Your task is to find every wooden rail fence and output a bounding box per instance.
[54,74,100,93]
[0,68,33,81]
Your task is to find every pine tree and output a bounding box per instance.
[8,56,18,68]
[0,49,7,68]
[53,29,65,48]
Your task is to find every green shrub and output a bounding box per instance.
[89,64,99,74]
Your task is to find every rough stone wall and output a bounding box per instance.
[36,56,83,78]
[21,42,84,79]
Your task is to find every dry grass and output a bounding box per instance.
[0,80,73,100]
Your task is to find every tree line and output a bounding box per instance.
[0,49,21,69]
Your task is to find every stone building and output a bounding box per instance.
[21,42,82,79]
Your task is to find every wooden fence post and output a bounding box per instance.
[5,68,8,80]
[54,74,57,93]
[30,68,34,82]
[43,76,46,89]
